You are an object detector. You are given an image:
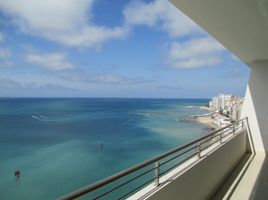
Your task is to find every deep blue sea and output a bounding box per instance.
[0,98,210,199]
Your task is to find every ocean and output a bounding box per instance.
[0,98,210,199]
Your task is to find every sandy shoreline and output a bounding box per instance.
[193,115,219,129]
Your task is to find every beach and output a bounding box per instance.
[193,115,219,129]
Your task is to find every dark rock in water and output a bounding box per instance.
[14,170,21,178]
[203,127,215,131]
[177,116,195,122]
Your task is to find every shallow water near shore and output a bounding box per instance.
[0,98,209,199]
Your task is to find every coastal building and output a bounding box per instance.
[209,94,242,120]
[230,100,243,121]
[219,94,225,109]
[208,94,234,111]
[224,94,232,110]
[209,96,219,110]
[59,1,268,200]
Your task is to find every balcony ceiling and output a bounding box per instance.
[170,0,268,66]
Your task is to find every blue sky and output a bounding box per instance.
[0,0,249,98]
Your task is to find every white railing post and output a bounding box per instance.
[155,162,160,186]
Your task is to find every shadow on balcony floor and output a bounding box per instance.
[213,153,267,200]
[250,156,268,199]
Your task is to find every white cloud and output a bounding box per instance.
[0,0,202,48]
[167,37,225,69]
[25,52,73,71]
[23,51,150,84]
[51,26,127,48]
[0,0,226,70]
[0,0,128,48]
[123,0,202,37]
[0,48,11,58]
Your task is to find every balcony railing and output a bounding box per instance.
[58,117,248,200]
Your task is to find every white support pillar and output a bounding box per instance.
[241,60,268,153]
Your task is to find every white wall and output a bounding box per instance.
[146,131,247,200]
[241,61,268,153]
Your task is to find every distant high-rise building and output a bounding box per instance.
[209,94,243,119]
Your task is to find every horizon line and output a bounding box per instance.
[0,96,213,100]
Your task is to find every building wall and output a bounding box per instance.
[241,61,268,153]
[146,131,247,200]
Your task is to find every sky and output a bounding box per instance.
[0,0,250,98]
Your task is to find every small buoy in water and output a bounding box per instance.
[14,170,21,178]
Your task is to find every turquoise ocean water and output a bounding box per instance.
[0,98,210,199]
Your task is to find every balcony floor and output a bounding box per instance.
[213,153,267,200]
[247,155,268,199]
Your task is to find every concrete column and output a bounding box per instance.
[241,60,268,153]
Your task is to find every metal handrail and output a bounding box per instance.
[58,117,248,200]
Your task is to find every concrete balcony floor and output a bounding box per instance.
[214,153,267,200]
[249,155,268,199]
